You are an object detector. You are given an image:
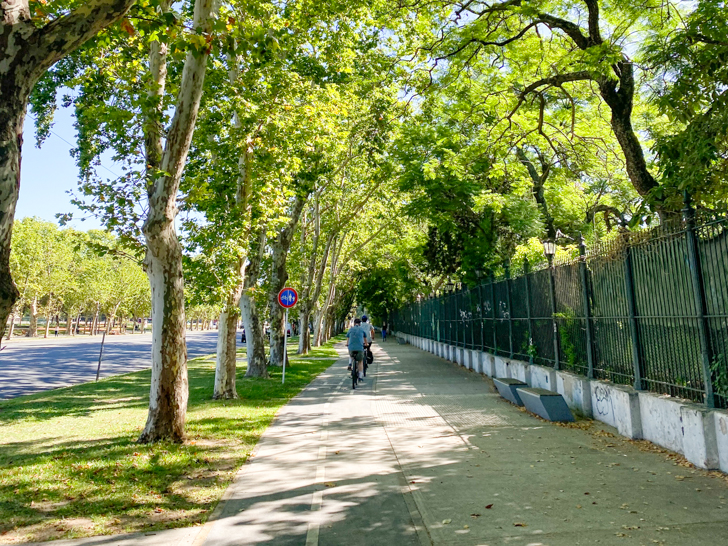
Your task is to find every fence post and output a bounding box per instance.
[622,231,644,390]
[547,255,561,370]
[490,272,497,353]
[524,257,534,364]
[469,286,475,349]
[579,236,596,379]
[505,261,514,358]
[683,194,716,408]
[478,281,484,351]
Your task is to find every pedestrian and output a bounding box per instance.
[54,324,59,337]
[382,325,387,342]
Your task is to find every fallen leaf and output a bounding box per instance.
[513,522,527,527]
[485,504,493,509]
[463,524,469,529]
[442,519,452,525]
[470,513,481,518]
[324,482,336,487]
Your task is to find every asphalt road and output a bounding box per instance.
[0,330,222,400]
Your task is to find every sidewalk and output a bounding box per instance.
[25,341,728,545]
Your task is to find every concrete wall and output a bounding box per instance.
[395,332,728,473]
[494,356,509,378]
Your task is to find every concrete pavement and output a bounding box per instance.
[0,330,221,399]
[21,340,728,545]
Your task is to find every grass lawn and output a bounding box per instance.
[0,335,344,544]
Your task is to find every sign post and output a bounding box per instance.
[278,287,298,384]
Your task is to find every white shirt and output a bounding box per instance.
[361,321,374,343]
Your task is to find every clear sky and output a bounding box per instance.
[18,106,106,231]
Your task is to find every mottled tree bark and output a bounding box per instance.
[214,277,242,399]
[0,0,137,339]
[241,227,267,378]
[28,295,37,337]
[213,297,240,399]
[139,0,218,444]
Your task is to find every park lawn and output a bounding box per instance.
[0,335,344,544]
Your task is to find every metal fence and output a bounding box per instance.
[391,205,728,409]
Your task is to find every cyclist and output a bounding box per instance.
[346,318,370,383]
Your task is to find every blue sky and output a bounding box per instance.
[19,106,106,230]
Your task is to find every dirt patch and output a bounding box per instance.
[0,518,95,545]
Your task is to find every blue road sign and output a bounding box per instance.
[278,287,298,308]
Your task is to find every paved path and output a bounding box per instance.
[23,341,728,545]
[0,330,221,399]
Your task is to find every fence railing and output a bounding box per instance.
[391,205,728,410]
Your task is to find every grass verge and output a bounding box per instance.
[0,335,344,544]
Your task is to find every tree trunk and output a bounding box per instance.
[596,65,658,199]
[214,286,242,399]
[28,296,37,337]
[297,306,312,354]
[6,310,15,339]
[138,0,217,444]
[268,196,307,366]
[44,309,51,338]
[0,103,23,341]
[91,304,99,335]
[241,227,268,378]
[312,307,325,347]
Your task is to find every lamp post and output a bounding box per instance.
[542,239,560,369]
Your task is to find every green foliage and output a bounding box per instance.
[9,218,149,332]
[644,0,728,207]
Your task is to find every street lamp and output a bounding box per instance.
[542,239,556,264]
[542,238,560,369]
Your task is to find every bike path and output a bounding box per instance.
[25,340,728,545]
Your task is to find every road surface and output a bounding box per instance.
[0,330,222,400]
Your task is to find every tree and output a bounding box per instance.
[0,0,138,339]
[644,0,728,208]
[402,0,677,207]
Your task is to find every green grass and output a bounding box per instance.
[0,334,345,543]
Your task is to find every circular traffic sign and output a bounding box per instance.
[278,287,298,308]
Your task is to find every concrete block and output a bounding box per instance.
[681,405,719,469]
[494,355,509,378]
[591,381,642,439]
[639,392,684,454]
[517,387,575,422]
[463,349,471,369]
[482,353,496,377]
[508,359,530,384]
[530,365,557,392]
[471,350,482,373]
[493,377,527,406]
[556,371,592,418]
[715,411,728,473]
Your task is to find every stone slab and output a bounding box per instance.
[517,387,575,422]
[493,377,527,406]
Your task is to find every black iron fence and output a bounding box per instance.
[391,206,728,409]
